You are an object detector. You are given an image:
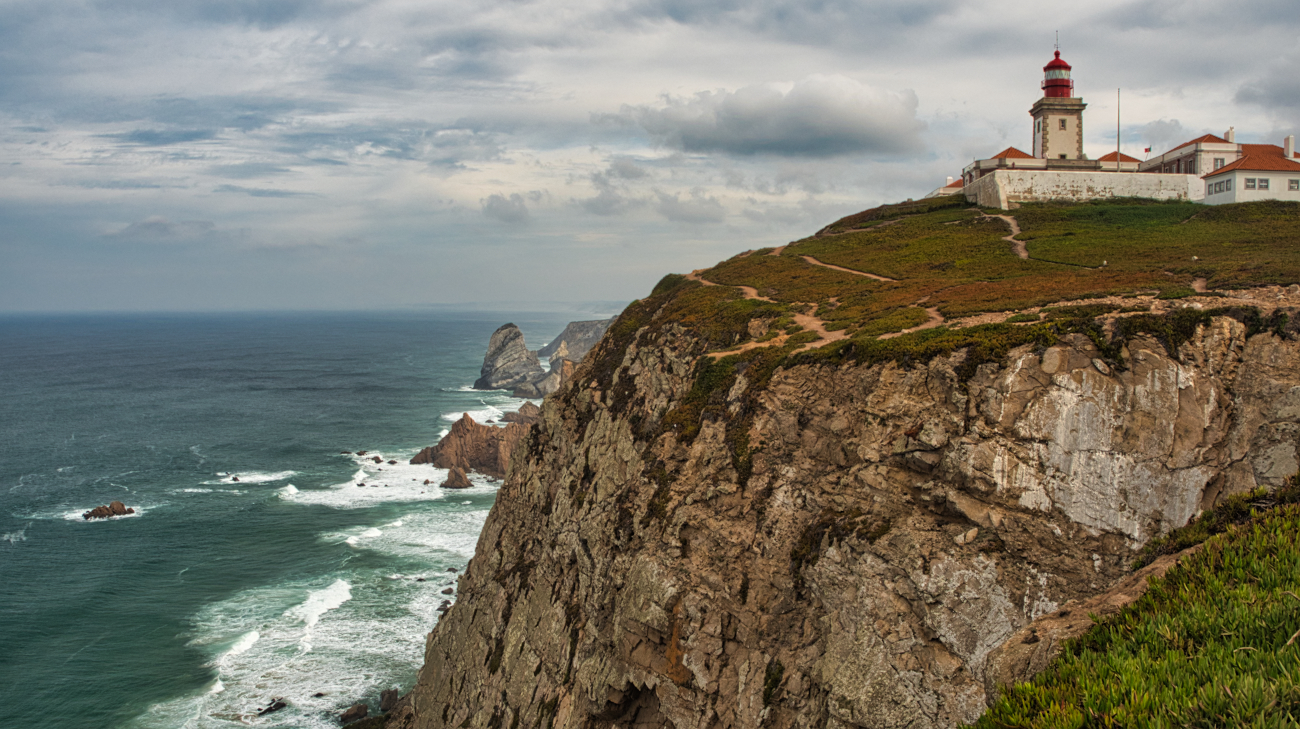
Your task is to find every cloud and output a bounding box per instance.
[622,75,923,157]
[1237,53,1300,114]
[576,158,651,216]
[107,129,219,146]
[655,188,725,223]
[210,162,294,179]
[214,184,312,198]
[482,193,530,224]
[1137,119,1193,154]
[108,216,217,241]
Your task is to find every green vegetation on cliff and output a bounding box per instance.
[971,477,1300,729]
[697,197,1300,345]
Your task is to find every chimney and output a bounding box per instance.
[946,176,954,186]
[1286,135,1296,159]
[1225,127,1235,143]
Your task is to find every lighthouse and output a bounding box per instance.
[1030,50,1087,160]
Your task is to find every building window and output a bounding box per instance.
[1290,179,1299,191]
[1059,119,1067,130]
[1246,178,1257,189]
[1187,160,1196,174]
[1214,158,1225,170]
[1059,154,1068,159]
[1226,179,1233,191]
[1214,181,1224,194]
[1259,178,1270,190]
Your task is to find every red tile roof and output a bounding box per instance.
[1170,134,1230,153]
[1203,144,1300,178]
[991,146,1034,160]
[1097,151,1141,163]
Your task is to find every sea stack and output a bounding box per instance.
[473,324,545,391]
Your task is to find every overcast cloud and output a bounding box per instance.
[1,0,1296,311]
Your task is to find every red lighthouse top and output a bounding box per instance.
[1041,50,1074,98]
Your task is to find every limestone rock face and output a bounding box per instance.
[538,319,613,366]
[409,414,530,480]
[474,324,545,391]
[398,312,1300,729]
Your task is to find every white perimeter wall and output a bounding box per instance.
[965,170,1204,209]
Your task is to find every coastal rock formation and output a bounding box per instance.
[538,319,613,366]
[410,414,530,479]
[473,324,545,391]
[395,306,1300,729]
[82,501,134,520]
[501,402,542,424]
[442,467,473,490]
[340,703,368,724]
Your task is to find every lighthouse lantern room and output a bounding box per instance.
[1030,50,1087,160]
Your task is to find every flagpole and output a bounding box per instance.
[1116,88,1121,171]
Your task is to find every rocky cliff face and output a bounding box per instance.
[393,303,1300,729]
[539,319,614,365]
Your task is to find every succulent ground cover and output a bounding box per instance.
[691,197,1300,351]
[970,476,1300,728]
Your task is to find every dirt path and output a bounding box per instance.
[686,271,848,356]
[799,255,896,282]
[982,214,1027,259]
[879,307,944,340]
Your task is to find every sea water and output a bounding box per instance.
[0,310,583,728]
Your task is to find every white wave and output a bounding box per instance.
[127,570,452,729]
[440,406,500,424]
[3,524,30,544]
[278,460,496,510]
[286,579,351,653]
[202,470,295,486]
[215,631,260,668]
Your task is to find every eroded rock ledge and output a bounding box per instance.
[392,309,1300,729]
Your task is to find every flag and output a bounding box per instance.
[1144,147,1151,153]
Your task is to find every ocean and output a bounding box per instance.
[0,310,585,728]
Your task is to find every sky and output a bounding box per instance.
[2,0,1297,312]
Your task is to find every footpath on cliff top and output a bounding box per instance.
[384,196,1300,729]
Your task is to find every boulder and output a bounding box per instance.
[339,703,367,724]
[441,467,473,490]
[379,689,399,713]
[473,324,545,391]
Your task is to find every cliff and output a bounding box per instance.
[538,319,614,365]
[392,199,1300,729]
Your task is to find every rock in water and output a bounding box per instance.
[409,413,531,479]
[339,703,368,724]
[379,690,399,713]
[441,466,473,489]
[473,324,545,391]
[82,501,135,520]
[500,401,543,424]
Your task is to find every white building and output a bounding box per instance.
[1138,131,1241,176]
[1201,138,1300,205]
